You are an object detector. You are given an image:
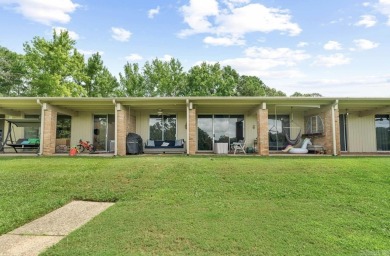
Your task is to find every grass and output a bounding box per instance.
[0,155,389,255]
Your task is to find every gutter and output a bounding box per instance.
[331,100,338,156]
[113,99,118,156]
[186,99,189,154]
[36,99,44,156]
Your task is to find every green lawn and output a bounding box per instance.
[1,156,389,255]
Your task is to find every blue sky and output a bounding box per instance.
[0,0,389,97]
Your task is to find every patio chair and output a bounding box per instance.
[232,140,246,154]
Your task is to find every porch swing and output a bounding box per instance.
[0,119,41,153]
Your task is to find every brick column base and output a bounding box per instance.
[257,108,269,156]
[42,109,57,155]
[188,108,196,155]
[117,104,128,156]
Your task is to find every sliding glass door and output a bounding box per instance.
[149,115,177,140]
[94,115,115,152]
[197,115,244,151]
[375,114,390,151]
[339,114,348,151]
[268,115,289,151]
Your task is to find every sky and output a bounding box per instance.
[0,0,390,97]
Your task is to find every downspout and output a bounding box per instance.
[331,100,338,156]
[36,99,44,156]
[113,99,118,156]
[186,99,189,154]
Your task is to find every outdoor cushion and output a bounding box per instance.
[21,140,30,145]
[147,140,155,147]
[28,138,40,144]
[175,139,183,146]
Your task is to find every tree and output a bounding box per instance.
[237,75,266,96]
[0,46,27,96]
[186,62,223,96]
[84,53,119,97]
[291,92,322,97]
[23,30,87,96]
[217,65,239,96]
[143,58,186,97]
[119,62,146,97]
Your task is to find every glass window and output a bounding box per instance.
[56,115,71,139]
[268,115,289,151]
[339,114,348,151]
[197,115,244,151]
[198,115,213,150]
[24,115,40,138]
[375,115,390,151]
[149,115,176,140]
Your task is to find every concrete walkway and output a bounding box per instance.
[0,201,114,256]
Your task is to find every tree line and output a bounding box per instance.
[0,30,319,97]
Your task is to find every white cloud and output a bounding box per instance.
[353,39,379,50]
[125,54,143,61]
[354,15,377,27]
[323,40,342,50]
[222,0,250,10]
[160,54,173,61]
[179,1,301,46]
[295,75,390,97]
[376,0,390,25]
[0,0,79,25]
[179,0,219,37]
[244,47,310,64]
[203,36,245,46]
[148,6,160,19]
[111,27,131,42]
[78,50,104,56]
[198,46,310,78]
[216,4,301,36]
[313,53,351,67]
[297,42,308,48]
[53,27,79,40]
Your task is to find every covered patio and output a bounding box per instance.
[0,97,389,156]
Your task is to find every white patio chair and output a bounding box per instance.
[232,140,246,154]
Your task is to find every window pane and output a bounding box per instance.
[375,115,390,151]
[198,115,213,150]
[149,115,163,140]
[339,114,348,151]
[149,115,176,140]
[268,115,289,150]
[214,115,229,143]
[229,115,244,143]
[24,115,40,138]
[57,115,71,139]
[163,115,176,140]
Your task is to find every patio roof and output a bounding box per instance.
[0,97,389,116]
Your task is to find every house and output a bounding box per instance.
[0,97,389,155]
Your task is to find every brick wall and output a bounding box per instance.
[116,104,128,156]
[188,108,197,155]
[310,105,341,155]
[42,109,57,155]
[128,113,136,133]
[257,108,269,156]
